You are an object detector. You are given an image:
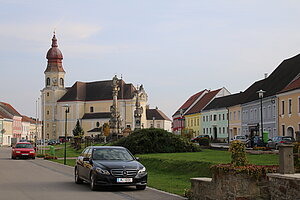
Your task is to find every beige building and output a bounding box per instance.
[228,105,242,139]
[41,34,149,139]
[277,76,300,138]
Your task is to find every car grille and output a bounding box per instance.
[110,169,138,178]
[21,151,30,153]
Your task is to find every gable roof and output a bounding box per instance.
[0,102,22,117]
[172,89,207,117]
[146,109,171,121]
[185,89,221,115]
[21,115,37,124]
[203,92,244,111]
[242,54,300,103]
[279,76,300,94]
[58,79,137,102]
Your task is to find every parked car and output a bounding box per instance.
[267,136,295,149]
[231,135,248,143]
[74,146,147,191]
[248,136,265,148]
[11,142,36,159]
[191,135,210,143]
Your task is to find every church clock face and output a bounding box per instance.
[52,77,57,83]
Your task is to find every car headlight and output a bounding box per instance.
[16,151,21,153]
[95,167,110,175]
[138,167,147,175]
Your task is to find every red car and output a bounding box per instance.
[11,142,36,159]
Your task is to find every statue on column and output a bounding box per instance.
[134,85,144,130]
[109,75,121,140]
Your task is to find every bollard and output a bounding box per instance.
[50,145,55,157]
[278,144,294,174]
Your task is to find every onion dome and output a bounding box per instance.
[44,33,65,73]
[46,34,63,59]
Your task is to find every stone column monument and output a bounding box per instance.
[134,85,143,130]
[109,75,121,140]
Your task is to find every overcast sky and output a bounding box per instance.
[1,0,300,118]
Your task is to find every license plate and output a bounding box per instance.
[22,154,28,156]
[117,178,133,183]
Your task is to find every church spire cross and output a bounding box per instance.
[51,32,58,48]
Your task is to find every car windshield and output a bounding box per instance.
[92,148,135,161]
[15,143,33,148]
[236,136,246,139]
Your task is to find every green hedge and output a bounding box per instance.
[113,128,201,154]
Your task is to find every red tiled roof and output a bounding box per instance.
[279,76,300,93]
[172,89,207,117]
[146,109,171,121]
[22,115,37,124]
[0,102,22,117]
[185,89,221,115]
[0,110,12,119]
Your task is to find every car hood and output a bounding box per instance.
[93,160,143,170]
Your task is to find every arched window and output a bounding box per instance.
[46,78,50,86]
[60,78,64,86]
[90,106,94,113]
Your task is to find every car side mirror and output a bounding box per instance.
[135,157,140,161]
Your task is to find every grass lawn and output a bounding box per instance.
[49,147,279,196]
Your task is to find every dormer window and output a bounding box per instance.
[90,106,94,113]
[46,78,50,86]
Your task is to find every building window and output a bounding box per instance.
[238,111,240,120]
[214,115,217,121]
[47,110,49,115]
[210,115,212,121]
[282,125,285,136]
[203,116,205,122]
[203,128,205,134]
[288,99,292,114]
[157,123,161,128]
[90,106,94,113]
[47,92,49,96]
[223,127,225,134]
[210,128,211,134]
[60,78,64,86]
[46,78,50,86]
[230,112,232,120]
[223,114,225,120]
[206,128,208,134]
[197,118,199,126]
[282,101,285,115]
[219,114,221,121]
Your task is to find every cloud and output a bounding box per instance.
[0,22,102,42]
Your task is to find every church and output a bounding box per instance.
[41,33,171,140]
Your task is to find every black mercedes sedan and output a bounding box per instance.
[74,146,147,191]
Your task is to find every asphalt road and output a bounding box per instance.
[0,147,185,200]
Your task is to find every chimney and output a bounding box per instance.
[264,73,268,79]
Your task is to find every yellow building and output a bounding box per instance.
[277,77,300,137]
[184,113,200,137]
[41,34,148,139]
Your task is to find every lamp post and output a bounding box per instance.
[257,90,265,143]
[63,104,70,165]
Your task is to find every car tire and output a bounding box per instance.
[136,185,146,190]
[32,157,36,160]
[75,168,83,184]
[90,174,98,191]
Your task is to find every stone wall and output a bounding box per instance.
[191,173,300,200]
[191,172,269,200]
[267,173,300,200]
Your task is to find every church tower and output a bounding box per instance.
[41,33,67,139]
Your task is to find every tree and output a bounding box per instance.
[72,120,84,149]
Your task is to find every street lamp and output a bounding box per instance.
[257,90,265,143]
[63,104,70,165]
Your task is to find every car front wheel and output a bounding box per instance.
[75,168,83,184]
[90,174,98,191]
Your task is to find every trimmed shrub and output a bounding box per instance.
[229,140,249,167]
[112,128,201,154]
